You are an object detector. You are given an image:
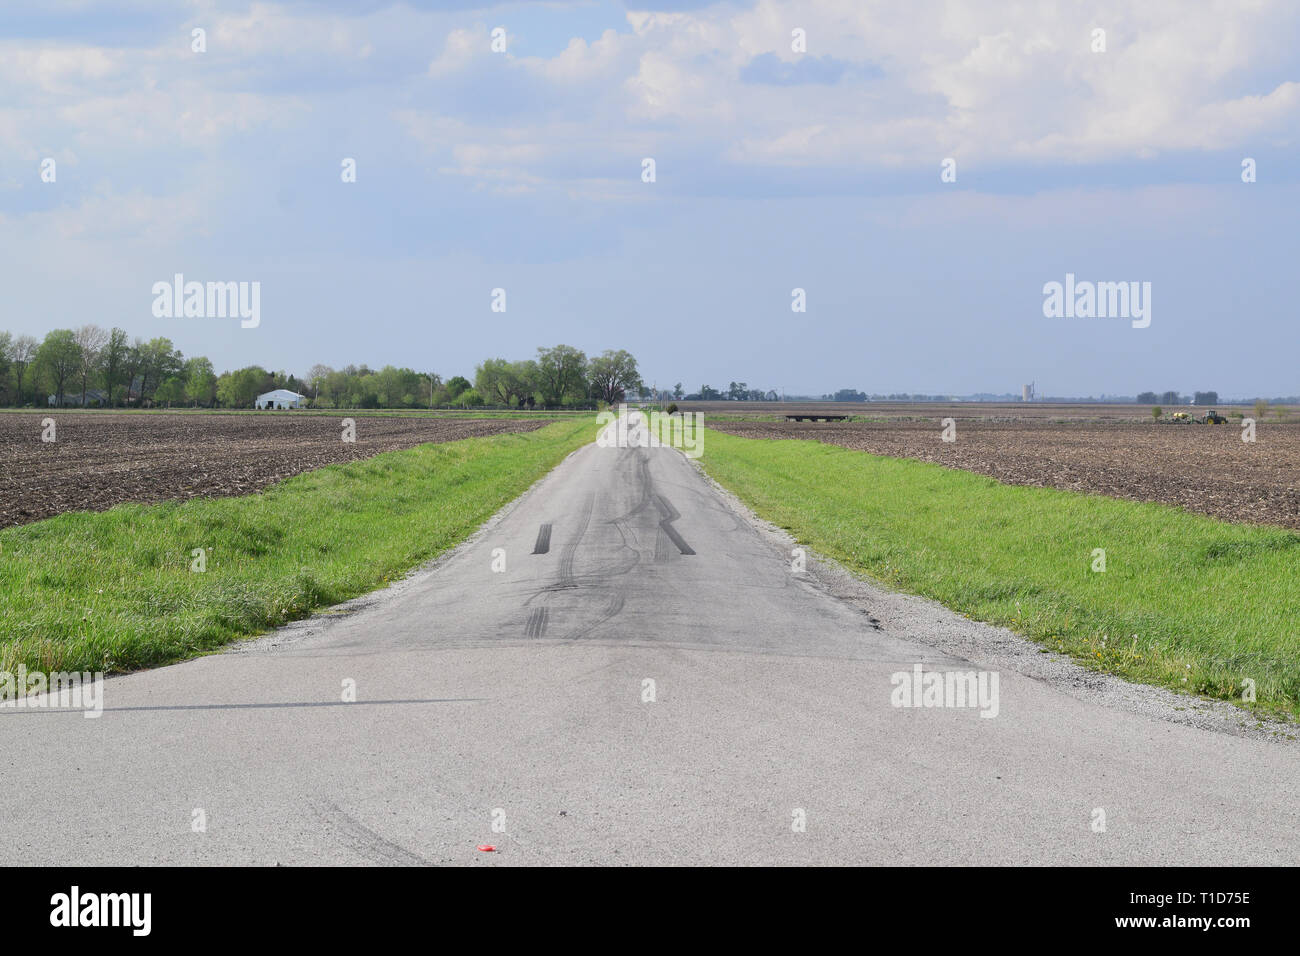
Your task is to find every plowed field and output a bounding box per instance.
[0,413,549,529]
[705,419,1300,529]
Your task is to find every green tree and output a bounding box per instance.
[475,358,511,405]
[475,358,536,406]
[587,349,641,405]
[511,360,539,406]
[153,376,187,406]
[445,375,471,401]
[139,337,183,404]
[36,329,81,406]
[372,365,421,408]
[184,357,217,407]
[216,366,268,408]
[322,369,351,407]
[535,344,587,406]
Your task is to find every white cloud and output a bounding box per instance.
[427,27,483,78]
[2,0,1298,207]
[529,29,629,84]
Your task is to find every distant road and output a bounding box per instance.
[2,412,1296,864]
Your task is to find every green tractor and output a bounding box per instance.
[1200,409,1228,425]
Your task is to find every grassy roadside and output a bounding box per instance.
[0,417,595,676]
[698,429,1300,720]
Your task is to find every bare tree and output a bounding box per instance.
[0,332,10,404]
[74,324,109,406]
[10,335,37,406]
[101,328,129,406]
[306,364,333,403]
[120,338,146,405]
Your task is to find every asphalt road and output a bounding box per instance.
[2,412,1297,865]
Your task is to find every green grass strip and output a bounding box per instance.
[0,418,594,675]
[698,429,1300,719]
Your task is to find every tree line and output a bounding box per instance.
[0,327,642,410]
[468,346,640,408]
[1136,391,1219,406]
[0,327,216,408]
[684,383,777,401]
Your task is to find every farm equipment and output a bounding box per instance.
[1167,409,1228,424]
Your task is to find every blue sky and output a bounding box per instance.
[2,0,1298,396]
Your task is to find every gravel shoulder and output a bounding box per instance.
[692,455,1299,744]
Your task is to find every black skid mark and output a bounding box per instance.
[655,494,695,556]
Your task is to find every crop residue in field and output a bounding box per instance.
[0,413,548,529]
[706,419,1300,529]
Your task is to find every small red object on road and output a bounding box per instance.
[477,845,496,852]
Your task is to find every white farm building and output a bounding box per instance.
[255,389,307,410]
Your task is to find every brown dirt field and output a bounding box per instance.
[680,400,1143,421]
[681,401,1296,423]
[0,413,549,530]
[705,419,1300,529]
